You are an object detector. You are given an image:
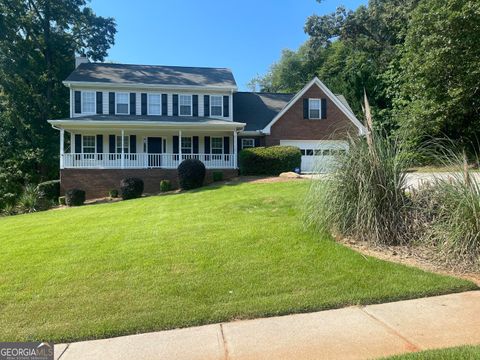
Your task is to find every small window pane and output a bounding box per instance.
[309,99,321,119]
[82,92,95,113]
[211,137,223,154]
[116,93,129,114]
[148,94,161,115]
[306,149,314,156]
[241,138,255,149]
[210,96,223,117]
[179,95,192,116]
[181,137,192,153]
[82,135,95,154]
[116,135,129,153]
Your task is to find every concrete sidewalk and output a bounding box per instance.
[55,291,480,360]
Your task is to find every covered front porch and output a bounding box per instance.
[48,117,246,170]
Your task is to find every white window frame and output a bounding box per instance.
[82,135,96,154]
[308,98,321,119]
[115,92,130,115]
[241,138,255,149]
[81,91,96,114]
[210,95,223,117]
[147,93,161,115]
[181,136,192,154]
[116,135,130,154]
[211,137,224,154]
[179,94,192,116]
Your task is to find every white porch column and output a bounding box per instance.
[121,129,125,169]
[178,130,182,162]
[233,130,238,169]
[60,128,65,169]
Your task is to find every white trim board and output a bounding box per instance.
[262,77,367,136]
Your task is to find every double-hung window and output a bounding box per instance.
[179,95,192,116]
[241,138,255,149]
[116,135,129,154]
[181,137,192,154]
[116,93,129,114]
[211,137,223,154]
[148,94,161,115]
[82,135,95,159]
[82,91,95,114]
[308,99,321,119]
[210,95,223,117]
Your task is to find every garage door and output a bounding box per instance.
[280,140,348,173]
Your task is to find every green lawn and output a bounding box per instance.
[0,181,475,342]
[382,345,480,359]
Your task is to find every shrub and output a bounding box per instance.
[178,159,206,190]
[304,131,412,246]
[239,146,301,176]
[120,177,144,200]
[212,171,223,182]
[37,180,60,201]
[65,189,86,206]
[58,196,66,206]
[160,180,172,192]
[17,184,42,213]
[108,189,119,198]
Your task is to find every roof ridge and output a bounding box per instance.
[235,91,295,95]
[83,62,232,71]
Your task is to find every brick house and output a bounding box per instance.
[48,58,366,198]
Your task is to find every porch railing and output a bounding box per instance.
[62,153,236,169]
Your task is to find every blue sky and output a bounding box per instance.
[91,0,366,90]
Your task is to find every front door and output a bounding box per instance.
[147,137,162,167]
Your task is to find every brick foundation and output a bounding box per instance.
[60,168,239,199]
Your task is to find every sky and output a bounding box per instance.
[91,0,366,91]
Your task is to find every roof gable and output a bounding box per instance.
[65,63,237,88]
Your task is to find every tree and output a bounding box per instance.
[0,0,116,207]
[395,0,480,156]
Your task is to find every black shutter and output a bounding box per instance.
[303,99,309,119]
[204,136,210,154]
[141,93,147,115]
[223,96,229,117]
[237,137,242,151]
[192,95,198,117]
[192,136,199,154]
[74,91,81,114]
[173,135,179,154]
[254,137,261,147]
[321,98,327,119]
[130,135,136,153]
[109,92,115,115]
[204,95,210,117]
[224,136,230,154]
[162,94,168,116]
[172,94,178,116]
[96,135,103,153]
[130,93,136,115]
[96,92,103,114]
[75,134,82,153]
[109,135,115,153]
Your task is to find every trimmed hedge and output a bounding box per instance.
[120,178,144,200]
[65,189,85,206]
[178,159,206,190]
[239,146,302,175]
[37,180,60,201]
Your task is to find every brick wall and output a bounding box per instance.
[265,83,358,146]
[61,168,239,199]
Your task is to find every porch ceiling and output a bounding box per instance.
[48,115,245,132]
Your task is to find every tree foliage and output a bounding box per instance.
[0,0,116,207]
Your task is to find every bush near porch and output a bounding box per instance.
[239,145,301,175]
[0,181,474,342]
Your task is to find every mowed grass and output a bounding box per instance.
[383,345,480,359]
[0,181,475,342]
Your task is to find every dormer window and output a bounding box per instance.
[179,95,192,116]
[210,95,223,117]
[81,91,95,114]
[116,93,129,114]
[148,94,161,115]
[309,99,321,119]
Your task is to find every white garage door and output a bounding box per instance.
[280,140,348,173]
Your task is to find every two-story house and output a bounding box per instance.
[48,57,366,198]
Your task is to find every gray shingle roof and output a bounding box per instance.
[65,63,237,88]
[233,92,294,131]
